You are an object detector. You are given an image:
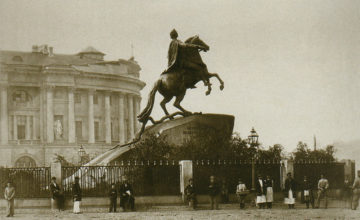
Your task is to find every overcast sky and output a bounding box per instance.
[1,0,359,153]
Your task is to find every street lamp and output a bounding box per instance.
[248,127,259,191]
[78,145,86,165]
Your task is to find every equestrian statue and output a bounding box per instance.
[132,29,224,144]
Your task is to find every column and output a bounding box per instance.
[104,92,111,144]
[0,85,8,144]
[32,115,37,140]
[88,89,95,143]
[25,115,31,140]
[127,94,134,140]
[13,114,17,141]
[68,87,75,143]
[46,85,54,143]
[118,93,125,144]
[134,95,141,135]
[39,86,44,141]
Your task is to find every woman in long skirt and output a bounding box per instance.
[72,177,82,214]
[265,175,274,209]
[284,172,296,209]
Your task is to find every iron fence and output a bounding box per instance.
[61,160,180,197]
[293,160,345,189]
[0,167,51,198]
[193,159,281,194]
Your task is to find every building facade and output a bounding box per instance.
[0,45,145,167]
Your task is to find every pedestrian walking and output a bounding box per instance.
[119,177,135,211]
[185,178,197,209]
[351,171,360,210]
[255,174,266,209]
[208,175,220,210]
[236,178,248,209]
[50,177,65,211]
[284,172,296,209]
[316,174,329,209]
[72,177,82,214]
[109,183,117,212]
[4,181,15,217]
[264,175,274,209]
[300,176,314,209]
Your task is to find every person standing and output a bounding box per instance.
[185,178,197,209]
[220,179,229,204]
[343,177,352,209]
[351,171,360,210]
[4,181,15,217]
[264,175,274,209]
[208,175,220,210]
[50,177,65,211]
[236,178,248,209]
[109,183,117,212]
[301,176,314,209]
[284,172,296,209]
[316,174,329,209]
[72,177,82,214]
[119,177,135,211]
[255,174,266,209]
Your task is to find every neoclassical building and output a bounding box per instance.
[0,45,145,167]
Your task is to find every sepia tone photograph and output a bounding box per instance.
[0,0,359,219]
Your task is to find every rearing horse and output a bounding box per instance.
[137,35,224,130]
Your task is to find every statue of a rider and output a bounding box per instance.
[163,29,210,88]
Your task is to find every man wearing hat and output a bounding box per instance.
[50,177,65,211]
[119,176,135,211]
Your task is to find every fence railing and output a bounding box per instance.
[193,159,282,194]
[0,167,51,198]
[61,160,180,197]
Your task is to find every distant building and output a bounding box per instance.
[0,45,145,167]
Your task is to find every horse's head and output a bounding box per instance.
[185,35,210,52]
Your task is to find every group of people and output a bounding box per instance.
[184,173,360,211]
[49,176,135,214]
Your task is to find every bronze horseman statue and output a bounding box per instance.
[136,29,224,139]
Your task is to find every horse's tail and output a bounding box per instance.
[137,79,160,123]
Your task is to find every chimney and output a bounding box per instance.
[32,45,39,53]
[49,47,54,57]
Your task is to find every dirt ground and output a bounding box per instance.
[0,203,359,220]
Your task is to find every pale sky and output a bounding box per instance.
[1,0,359,153]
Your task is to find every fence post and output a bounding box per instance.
[179,160,193,202]
[50,161,62,210]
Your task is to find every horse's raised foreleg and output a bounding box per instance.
[173,92,192,116]
[208,73,224,90]
[160,96,173,118]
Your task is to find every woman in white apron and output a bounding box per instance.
[265,175,274,209]
[284,172,296,209]
[72,177,82,214]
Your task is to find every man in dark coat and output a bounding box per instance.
[119,177,135,211]
[284,172,296,209]
[300,176,314,208]
[72,177,82,214]
[185,178,197,209]
[109,183,117,212]
[208,175,220,210]
[50,177,65,211]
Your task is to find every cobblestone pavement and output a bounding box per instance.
[0,204,359,220]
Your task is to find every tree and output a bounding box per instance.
[292,142,336,161]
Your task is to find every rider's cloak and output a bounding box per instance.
[164,39,182,74]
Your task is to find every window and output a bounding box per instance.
[12,90,31,103]
[94,121,100,141]
[74,93,81,103]
[15,156,36,167]
[93,94,98,104]
[110,96,113,106]
[75,121,82,141]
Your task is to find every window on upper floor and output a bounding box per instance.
[93,94,98,105]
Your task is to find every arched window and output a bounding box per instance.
[15,156,36,167]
